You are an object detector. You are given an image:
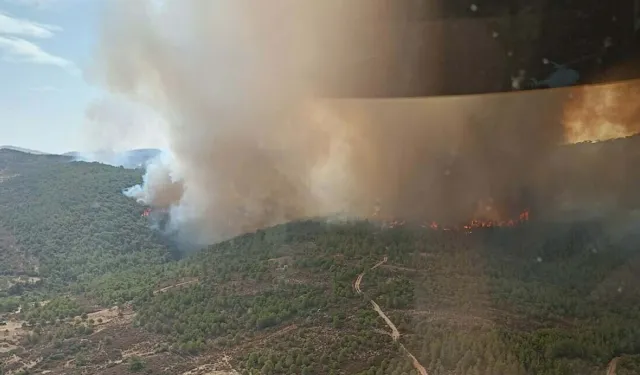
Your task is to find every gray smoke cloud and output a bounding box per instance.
[92,0,624,244]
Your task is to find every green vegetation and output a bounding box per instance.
[128,356,146,372]
[99,219,640,375]
[0,297,20,313]
[1,149,640,375]
[0,149,174,289]
[22,297,84,325]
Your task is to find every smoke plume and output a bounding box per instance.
[92,1,639,244]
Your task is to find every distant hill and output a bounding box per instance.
[0,145,48,155]
[64,148,162,169]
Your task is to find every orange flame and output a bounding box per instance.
[376,198,531,233]
[421,208,530,233]
[563,80,640,144]
[374,193,531,232]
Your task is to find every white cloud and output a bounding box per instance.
[0,35,78,73]
[0,11,77,74]
[0,11,61,38]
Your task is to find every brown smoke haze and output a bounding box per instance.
[92,1,640,244]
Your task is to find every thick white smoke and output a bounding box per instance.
[123,151,183,207]
[92,0,595,244]
[93,1,383,243]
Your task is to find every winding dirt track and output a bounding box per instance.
[354,257,428,375]
[354,257,387,294]
[354,273,364,294]
[371,256,388,270]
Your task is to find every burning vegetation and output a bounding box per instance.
[141,207,169,219]
[96,0,640,246]
[428,208,530,233]
[563,79,640,144]
[379,200,530,233]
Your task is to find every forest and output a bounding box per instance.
[0,148,640,375]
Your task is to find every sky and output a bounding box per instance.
[0,0,107,154]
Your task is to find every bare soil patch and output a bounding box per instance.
[0,319,27,345]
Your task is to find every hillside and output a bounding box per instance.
[0,146,48,155]
[1,148,640,375]
[0,148,174,290]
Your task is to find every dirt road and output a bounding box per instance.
[370,300,400,340]
[355,257,428,375]
[354,273,364,294]
[401,345,428,375]
[154,279,199,294]
[371,256,388,270]
[606,357,619,375]
[354,257,387,295]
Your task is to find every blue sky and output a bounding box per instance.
[0,0,105,153]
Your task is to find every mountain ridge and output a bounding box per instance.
[64,148,162,169]
[0,145,49,155]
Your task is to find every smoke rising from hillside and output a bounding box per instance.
[93,0,631,244]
